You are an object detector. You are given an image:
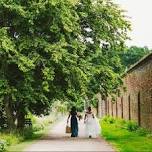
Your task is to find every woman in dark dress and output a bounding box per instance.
[67,106,79,137]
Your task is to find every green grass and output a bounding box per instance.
[7,125,53,151]
[100,117,152,152]
[0,113,59,152]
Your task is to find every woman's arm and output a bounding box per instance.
[67,113,71,123]
[84,113,87,123]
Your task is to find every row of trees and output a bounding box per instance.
[119,46,151,69]
[0,0,130,130]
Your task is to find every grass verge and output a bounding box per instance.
[0,113,60,152]
[100,116,152,152]
[7,124,53,151]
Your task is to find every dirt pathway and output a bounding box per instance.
[24,118,115,151]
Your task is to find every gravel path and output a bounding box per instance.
[24,118,115,152]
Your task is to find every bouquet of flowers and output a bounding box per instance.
[78,114,83,120]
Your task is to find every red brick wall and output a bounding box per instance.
[98,54,152,131]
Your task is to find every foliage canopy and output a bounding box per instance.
[0,0,130,129]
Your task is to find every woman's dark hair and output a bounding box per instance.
[71,106,77,115]
[88,106,91,112]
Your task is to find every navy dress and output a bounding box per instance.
[70,111,78,137]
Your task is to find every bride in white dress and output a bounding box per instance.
[84,106,100,138]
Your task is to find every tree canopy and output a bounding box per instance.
[0,0,130,129]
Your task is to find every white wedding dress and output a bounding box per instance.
[85,113,100,138]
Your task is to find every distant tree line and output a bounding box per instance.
[119,46,151,69]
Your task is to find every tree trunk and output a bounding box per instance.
[17,109,25,129]
[4,96,16,130]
